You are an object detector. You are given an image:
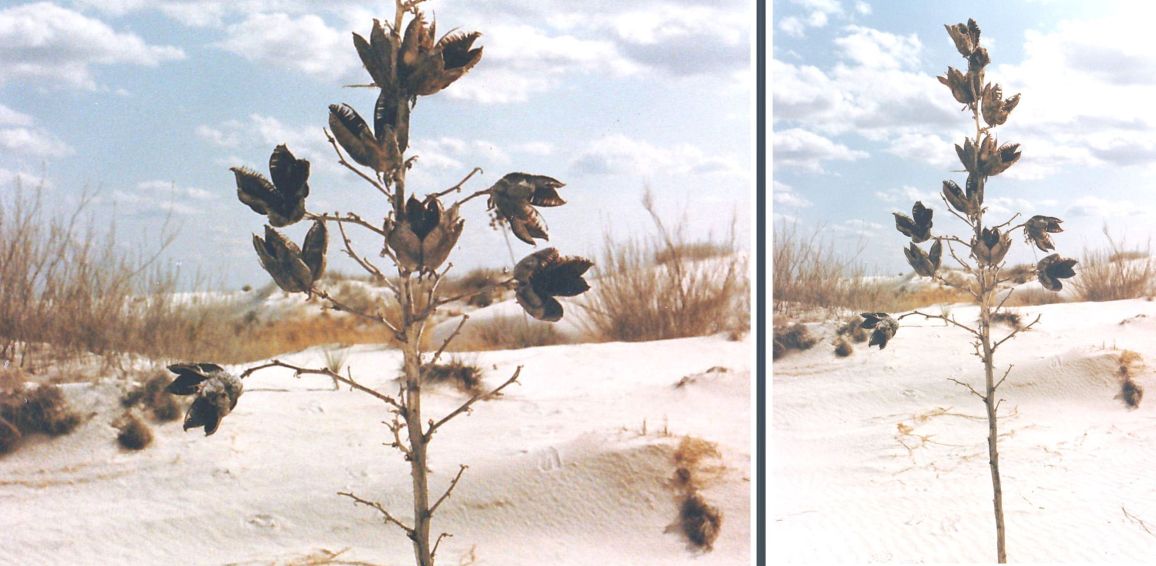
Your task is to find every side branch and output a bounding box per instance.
[899,310,981,336]
[338,491,414,537]
[948,377,987,401]
[431,167,484,199]
[425,366,523,442]
[241,360,403,409]
[427,315,468,368]
[435,277,516,308]
[314,288,403,338]
[429,464,468,516]
[993,364,1014,391]
[324,128,390,197]
[992,314,1042,351]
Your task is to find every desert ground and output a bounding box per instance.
[772,297,1156,563]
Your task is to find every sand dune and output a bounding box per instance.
[772,299,1156,562]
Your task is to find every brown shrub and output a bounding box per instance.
[1,384,81,436]
[122,370,183,423]
[115,412,153,450]
[836,318,868,343]
[834,338,853,357]
[583,190,748,342]
[679,492,723,550]
[422,357,485,395]
[1071,229,1156,302]
[1116,350,1145,409]
[772,323,816,360]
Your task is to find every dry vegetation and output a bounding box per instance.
[671,436,724,550]
[1071,231,1155,302]
[0,382,82,455]
[582,191,749,342]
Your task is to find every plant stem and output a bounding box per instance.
[973,99,1007,564]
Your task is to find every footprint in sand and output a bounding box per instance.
[538,446,562,472]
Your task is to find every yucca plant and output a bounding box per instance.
[861,19,1076,563]
[166,2,593,565]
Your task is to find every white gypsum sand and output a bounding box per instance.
[0,332,752,565]
[772,298,1156,562]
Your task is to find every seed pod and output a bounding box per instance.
[860,312,899,349]
[942,180,974,215]
[937,67,974,105]
[1024,215,1063,252]
[232,145,310,227]
[972,227,1010,266]
[487,173,567,245]
[981,83,1021,127]
[944,19,981,57]
[352,19,396,88]
[301,219,328,283]
[166,363,243,437]
[328,104,401,174]
[253,225,314,293]
[1037,254,1078,291]
[512,247,593,322]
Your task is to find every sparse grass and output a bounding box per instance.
[679,492,723,550]
[449,315,568,351]
[1000,287,1070,307]
[583,190,749,342]
[1071,229,1155,302]
[114,412,153,450]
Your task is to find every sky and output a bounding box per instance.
[773,0,1156,276]
[1,0,754,290]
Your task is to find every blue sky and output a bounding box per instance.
[773,0,1156,276]
[2,0,754,290]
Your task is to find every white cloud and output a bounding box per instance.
[773,128,867,172]
[137,180,217,201]
[779,17,806,38]
[854,1,872,15]
[0,127,72,158]
[0,103,33,126]
[874,185,935,205]
[0,2,184,89]
[834,25,920,70]
[570,134,743,177]
[216,12,356,82]
[773,180,812,208]
[831,218,883,238]
[1066,196,1149,219]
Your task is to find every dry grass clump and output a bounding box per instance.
[449,315,568,351]
[584,190,748,342]
[122,370,183,422]
[773,323,817,361]
[1071,231,1155,302]
[1000,287,1070,307]
[836,317,868,343]
[114,412,154,450]
[671,436,724,550]
[421,357,485,395]
[0,383,82,454]
[655,241,730,265]
[1116,350,1145,409]
[990,311,1023,329]
[833,337,853,357]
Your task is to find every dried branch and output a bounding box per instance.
[429,464,468,516]
[307,211,388,238]
[338,491,414,536]
[431,167,484,199]
[426,366,523,442]
[241,360,402,409]
[386,413,412,460]
[431,533,453,562]
[428,315,468,368]
[314,288,403,338]
[334,216,389,283]
[435,277,516,307]
[993,364,1014,391]
[948,377,987,401]
[324,128,390,197]
[899,310,981,336]
[1123,506,1156,537]
[992,314,1041,351]
[454,186,494,209]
